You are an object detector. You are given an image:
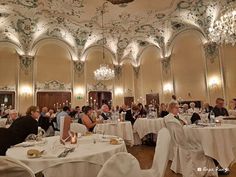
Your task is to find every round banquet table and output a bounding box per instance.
[94,121,134,146]
[183,124,236,168]
[133,118,165,145]
[6,135,127,177]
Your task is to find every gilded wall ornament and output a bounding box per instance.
[133,66,140,78]
[204,42,219,63]
[74,61,85,75]
[161,56,171,74]
[19,55,34,75]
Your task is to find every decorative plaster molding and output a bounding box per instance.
[87,82,113,92]
[19,55,34,75]
[36,80,71,91]
[161,56,171,74]
[204,42,219,63]
[133,66,140,78]
[114,65,122,79]
[0,85,16,91]
[74,61,85,75]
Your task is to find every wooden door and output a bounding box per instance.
[146,93,159,107]
[37,92,71,110]
[124,97,134,108]
[88,91,112,108]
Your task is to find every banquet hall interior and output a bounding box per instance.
[0,0,236,177]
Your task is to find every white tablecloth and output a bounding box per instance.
[133,118,165,139]
[94,121,134,146]
[183,124,236,168]
[6,135,127,177]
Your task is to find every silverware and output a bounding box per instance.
[57,148,75,158]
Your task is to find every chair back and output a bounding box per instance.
[0,156,35,177]
[165,122,188,148]
[70,123,87,134]
[151,128,171,177]
[97,152,142,177]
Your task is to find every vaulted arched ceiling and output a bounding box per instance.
[0,0,232,65]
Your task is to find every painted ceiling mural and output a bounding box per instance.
[0,0,234,66]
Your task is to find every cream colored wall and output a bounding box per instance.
[0,47,18,86]
[35,44,72,83]
[171,32,208,103]
[221,45,236,103]
[139,46,162,104]
[1,36,236,111]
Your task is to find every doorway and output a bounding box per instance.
[88,91,112,108]
[37,92,71,110]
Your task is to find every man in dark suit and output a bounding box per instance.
[100,104,111,120]
[0,106,39,155]
[212,98,229,117]
[125,104,140,125]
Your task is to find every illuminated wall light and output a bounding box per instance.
[163,83,173,93]
[209,76,220,88]
[20,86,32,96]
[75,87,85,95]
[115,87,124,96]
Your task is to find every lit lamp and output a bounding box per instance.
[163,83,173,94]
[75,87,84,100]
[20,86,32,96]
[209,76,220,89]
[115,87,123,96]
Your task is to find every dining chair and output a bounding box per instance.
[70,122,87,134]
[97,128,171,177]
[0,156,35,177]
[165,122,218,177]
[141,127,171,177]
[97,152,142,177]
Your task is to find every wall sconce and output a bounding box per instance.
[209,76,220,89]
[115,87,124,96]
[75,87,85,100]
[163,83,173,93]
[20,86,32,96]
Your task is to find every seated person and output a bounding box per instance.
[181,104,189,114]
[0,106,39,155]
[159,103,168,118]
[138,103,147,117]
[125,104,140,125]
[81,106,101,132]
[202,103,213,113]
[191,113,201,124]
[100,104,112,120]
[212,98,229,117]
[6,109,19,126]
[187,102,200,114]
[164,102,187,126]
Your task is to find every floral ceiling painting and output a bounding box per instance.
[0,0,233,66]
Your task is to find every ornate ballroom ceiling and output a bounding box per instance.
[0,0,234,65]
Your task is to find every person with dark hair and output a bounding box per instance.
[56,106,70,130]
[0,106,39,155]
[137,103,147,117]
[81,106,101,132]
[159,103,168,118]
[191,113,201,124]
[212,98,229,117]
[125,104,140,125]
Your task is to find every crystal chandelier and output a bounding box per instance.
[106,0,134,5]
[209,6,236,45]
[94,3,115,81]
[94,64,115,80]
